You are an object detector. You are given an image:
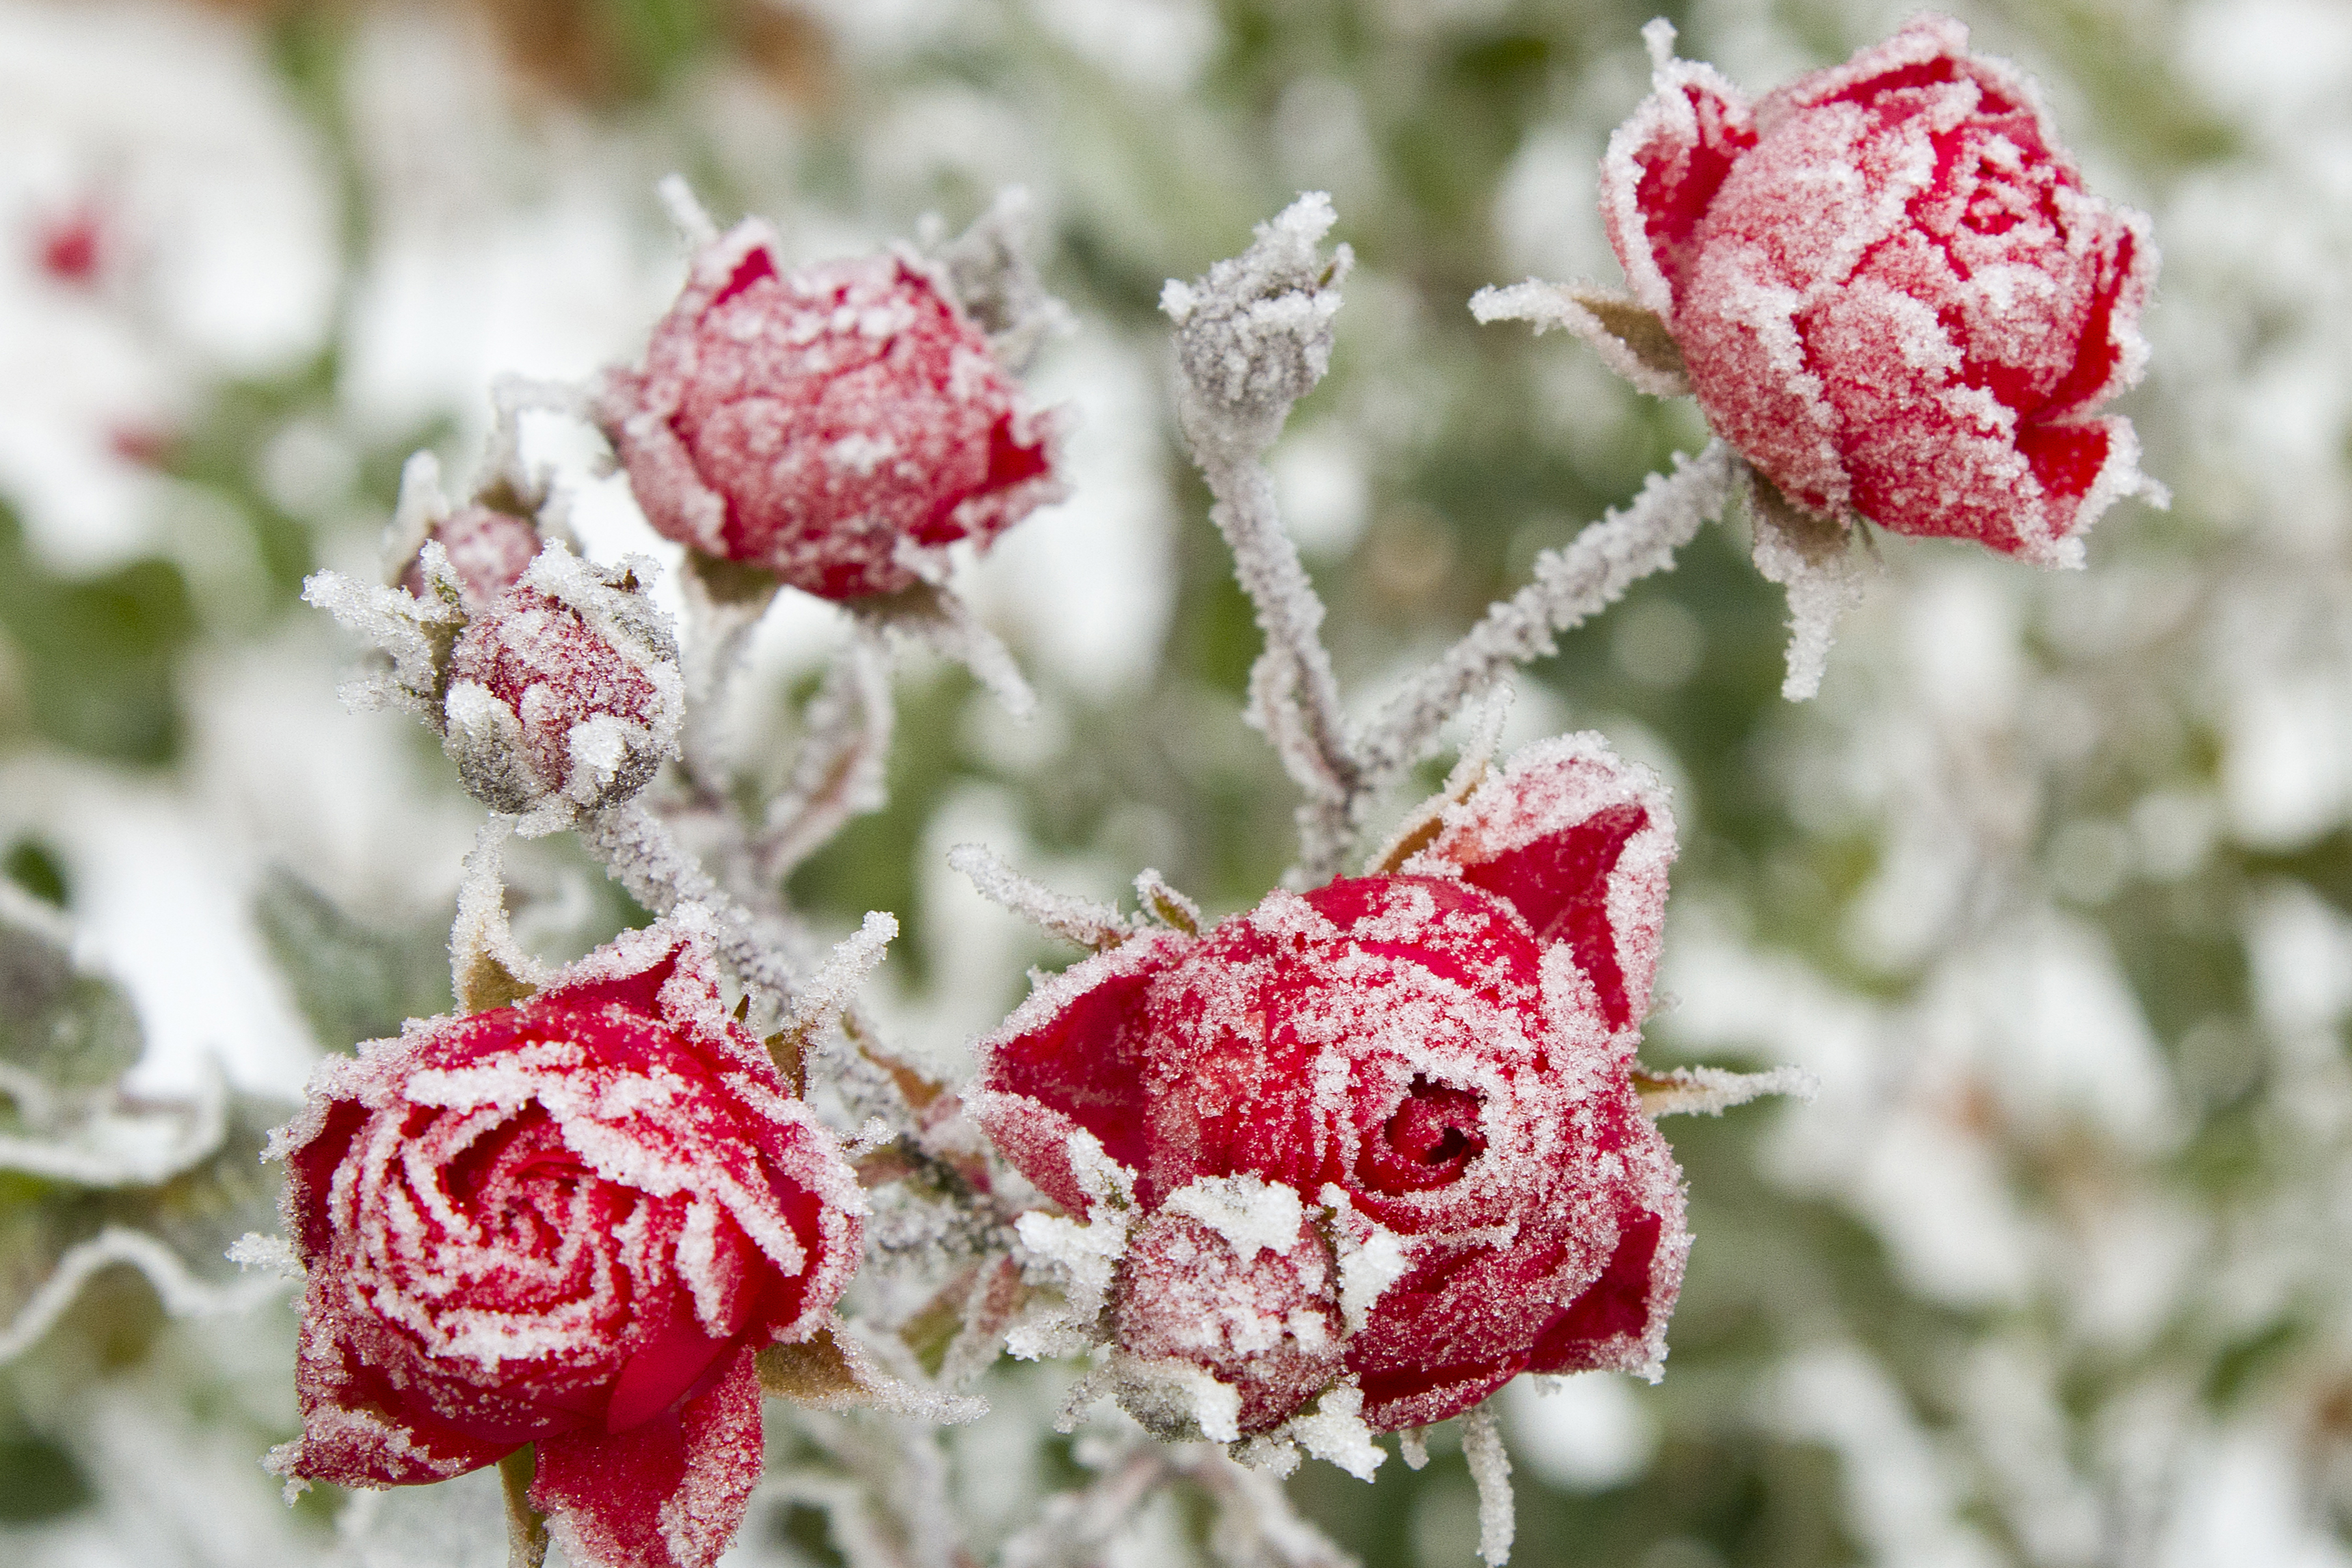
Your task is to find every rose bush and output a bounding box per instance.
[267,919,864,1568]
[596,221,1061,599]
[973,735,1689,1437]
[1601,13,2156,563]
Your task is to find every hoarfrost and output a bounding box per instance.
[1471,278,1690,397]
[1633,1064,1817,1119]
[1162,1174,1307,1262]
[1290,1382,1384,1480]
[1460,1401,1516,1567]
[949,842,1132,951]
[1743,467,1870,702]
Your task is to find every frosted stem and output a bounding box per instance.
[1165,193,1363,882]
[575,799,803,1006]
[1195,447,1365,880]
[1354,440,1737,789]
[753,628,896,882]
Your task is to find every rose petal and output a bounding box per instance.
[1599,55,1755,316]
[1411,735,1678,1032]
[534,1347,763,1568]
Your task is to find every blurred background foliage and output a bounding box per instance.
[2,0,2348,1565]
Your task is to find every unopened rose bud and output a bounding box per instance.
[596,219,1062,600]
[395,501,544,612]
[1162,192,1352,455]
[1599,15,2157,564]
[441,542,682,828]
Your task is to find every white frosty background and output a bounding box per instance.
[0,0,2347,1565]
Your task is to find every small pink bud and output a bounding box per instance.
[441,544,682,824]
[397,502,544,612]
[597,224,1063,599]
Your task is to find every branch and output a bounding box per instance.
[574,799,803,1007]
[754,627,896,883]
[1354,440,1737,788]
[1165,194,1364,876]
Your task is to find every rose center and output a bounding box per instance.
[1358,1076,1487,1194]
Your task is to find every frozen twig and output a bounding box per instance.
[756,629,896,882]
[574,799,803,1006]
[1165,194,1363,878]
[948,843,1132,951]
[1355,440,1738,787]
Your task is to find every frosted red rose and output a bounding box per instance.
[974,736,1689,1437]
[597,220,1061,599]
[1603,14,2156,563]
[268,920,864,1568]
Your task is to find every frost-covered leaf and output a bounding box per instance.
[254,869,456,1049]
[1744,468,1870,703]
[1471,280,1690,397]
[0,882,140,1095]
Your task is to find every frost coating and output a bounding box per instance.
[972,735,1692,1447]
[269,913,863,1568]
[596,213,1064,600]
[1595,15,2161,563]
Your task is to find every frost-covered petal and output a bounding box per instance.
[533,1347,763,1568]
[1598,27,1756,317]
[1407,734,1678,1033]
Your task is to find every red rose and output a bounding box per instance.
[268,919,864,1568]
[440,542,683,826]
[596,221,1061,600]
[1602,14,2156,563]
[973,736,1689,1437]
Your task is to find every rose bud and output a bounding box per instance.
[973,735,1689,1440]
[1599,14,2156,564]
[396,501,544,612]
[595,220,1063,600]
[441,541,684,829]
[266,917,864,1568]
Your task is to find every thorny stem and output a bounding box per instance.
[576,798,805,1007]
[1350,440,1740,796]
[1190,442,1366,880]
